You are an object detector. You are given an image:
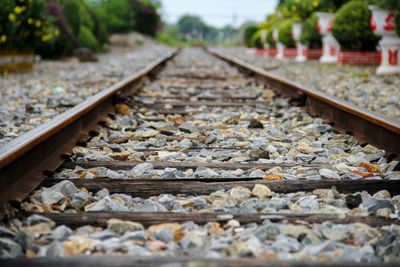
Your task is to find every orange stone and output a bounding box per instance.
[357,162,381,173]
[173,228,186,242]
[78,171,87,179]
[263,174,283,181]
[115,103,131,116]
[352,170,374,178]
[165,115,186,126]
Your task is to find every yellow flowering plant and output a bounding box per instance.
[0,0,57,51]
[0,0,17,49]
[277,0,336,21]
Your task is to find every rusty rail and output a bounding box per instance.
[2,255,398,267]
[0,50,177,214]
[207,48,400,160]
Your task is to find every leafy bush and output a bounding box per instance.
[77,25,99,51]
[244,25,257,47]
[63,0,107,51]
[244,25,263,48]
[278,19,296,47]
[96,22,108,47]
[332,0,380,51]
[96,0,134,33]
[266,29,276,48]
[63,0,81,35]
[278,0,337,20]
[82,2,108,47]
[157,24,186,46]
[0,0,16,49]
[332,0,352,9]
[0,0,58,51]
[131,0,162,37]
[300,14,322,48]
[397,11,400,36]
[35,34,74,59]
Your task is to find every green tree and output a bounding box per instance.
[177,15,207,38]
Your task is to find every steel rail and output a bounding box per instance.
[207,48,400,159]
[2,255,398,267]
[0,50,177,215]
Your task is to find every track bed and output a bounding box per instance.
[1,48,400,265]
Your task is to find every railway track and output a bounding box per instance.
[1,48,400,265]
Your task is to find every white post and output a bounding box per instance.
[369,6,400,75]
[273,29,284,59]
[292,23,306,62]
[264,43,269,58]
[316,12,339,63]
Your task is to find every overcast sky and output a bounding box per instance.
[160,0,278,28]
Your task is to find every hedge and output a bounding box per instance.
[278,19,296,47]
[266,29,276,48]
[332,0,380,51]
[300,14,322,48]
[244,25,263,48]
[77,25,99,52]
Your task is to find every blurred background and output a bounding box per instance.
[0,0,399,59]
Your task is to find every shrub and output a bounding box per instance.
[81,2,108,47]
[96,22,108,47]
[266,29,276,48]
[278,0,337,20]
[244,25,257,47]
[63,0,81,36]
[300,14,322,48]
[397,11,400,36]
[96,0,134,33]
[0,0,16,49]
[131,0,162,37]
[332,0,352,9]
[332,0,380,51]
[278,19,296,47]
[77,25,99,51]
[62,0,107,51]
[157,24,186,46]
[0,0,58,51]
[244,25,263,48]
[35,34,74,59]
